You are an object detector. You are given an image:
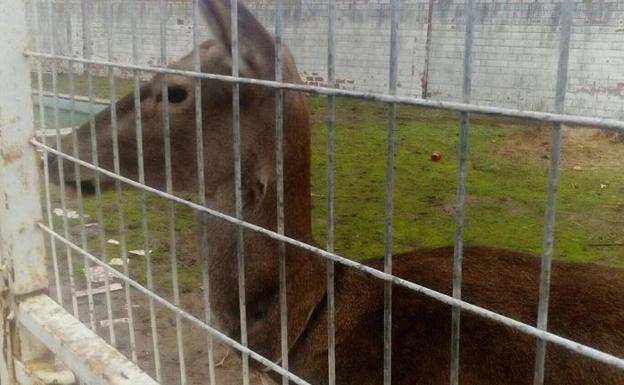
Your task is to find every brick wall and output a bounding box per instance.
[30,0,624,119]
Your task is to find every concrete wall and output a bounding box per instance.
[30,0,624,119]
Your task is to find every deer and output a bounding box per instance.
[46,0,624,384]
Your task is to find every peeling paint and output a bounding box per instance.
[18,295,158,385]
[0,145,23,165]
[15,357,75,385]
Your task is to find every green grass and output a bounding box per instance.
[308,97,624,264]
[41,74,624,292]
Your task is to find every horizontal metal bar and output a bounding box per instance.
[17,294,158,385]
[36,222,312,385]
[31,139,624,371]
[23,51,624,132]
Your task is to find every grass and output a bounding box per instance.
[309,97,623,263]
[40,73,624,293]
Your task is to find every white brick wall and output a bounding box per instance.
[30,0,624,120]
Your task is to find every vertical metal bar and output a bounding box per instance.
[533,1,574,384]
[158,0,187,383]
[274,1,289,384]
[422,0,436,99]
[46,0,79,318]
[106,0,138,363]
[130,0,162,380]
[65,0,96,332]
[383,0,400,384]
[229,1,250,384]
[325,0,337,384]
[191,1,216,384]
[450,0,476,383]
[32,0,62,304]
[81,0,116,345]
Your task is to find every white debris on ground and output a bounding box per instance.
[85,265,116,283]
[35,127,74,138]
[107,239,120,246]
[75,283,123,297]
[53,208,81,219]
[99,318,129,328]
[109,258,124,266]
[128,249,152,257]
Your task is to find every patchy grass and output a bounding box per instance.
[308,97,624,264]
[40,74,624,293]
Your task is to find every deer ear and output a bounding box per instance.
[201,0,275,80]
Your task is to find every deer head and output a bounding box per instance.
[48,0,325,365]
[51,0,308,227]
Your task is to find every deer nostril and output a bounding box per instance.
[167,86,187,104]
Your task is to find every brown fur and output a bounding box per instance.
[48,1,624,384]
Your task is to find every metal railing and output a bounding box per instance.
[1,0,623,384]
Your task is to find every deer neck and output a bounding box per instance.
[205,135,320,336]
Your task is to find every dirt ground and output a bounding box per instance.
[495,127,623,171]
[50,260,276,385]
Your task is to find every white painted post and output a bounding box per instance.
[0,4,158,384]
[0,0,50,383]
[0,0,48,294]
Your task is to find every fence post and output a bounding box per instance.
[0,0,50,383]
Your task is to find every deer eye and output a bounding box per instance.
[167,86,187,104]
[157,86,188,104]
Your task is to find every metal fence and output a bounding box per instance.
[1,0,623,384]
